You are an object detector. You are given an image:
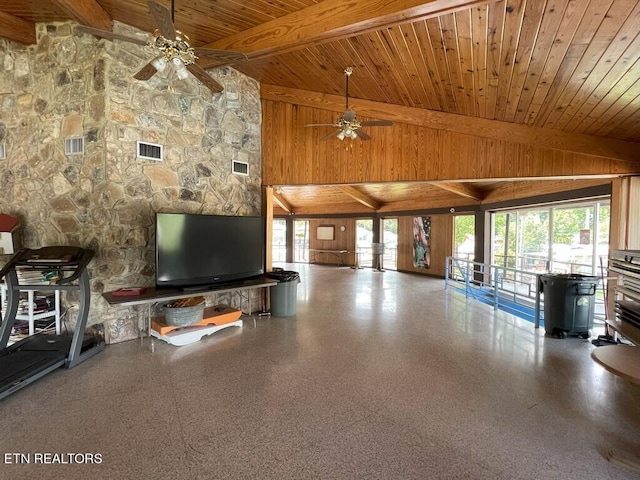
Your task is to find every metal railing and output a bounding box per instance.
[285,245,398,269]
[445,256,607,328]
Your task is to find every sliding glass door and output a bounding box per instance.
[491,199,610,276]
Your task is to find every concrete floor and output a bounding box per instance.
[1,264,639,479]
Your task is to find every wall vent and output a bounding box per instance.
[0,143,5,160]
[137,141,163,161]
[64,137,84,155]
[232,160,249,176]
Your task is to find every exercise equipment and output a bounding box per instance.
[0,246,104,400]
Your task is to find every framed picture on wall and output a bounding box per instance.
[413,216,431,268]
[317,225,335,241]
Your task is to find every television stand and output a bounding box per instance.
[150,305,243,346]
[103,276,277,349]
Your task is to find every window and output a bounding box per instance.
[453,215,475,262]
[490,199,610,276]
[356,219,374,267]
[382,218,398,270]
[272,219,287,263]
[294,220,309,263]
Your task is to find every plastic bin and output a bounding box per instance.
[540,273,599,338]
[266,270,300,316]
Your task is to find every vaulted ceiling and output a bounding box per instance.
[1,0,639,215]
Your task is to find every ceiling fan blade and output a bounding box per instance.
[186,64,224,93]
[148,0,177,40]
[360,120,393,127]
[133,62,158,80]
[320,130,341,142]
[75,25,148,46]
[355,130,371,140]
[193,48,248,64]
[305,123,339,127]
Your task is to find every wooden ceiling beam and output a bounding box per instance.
[273,192,294,214]
[261,84,640,164]
[0,11,37,44]
[50,0,112,31]
[201,0,499,64]
[336,186,381,210]
[432,182,484,201]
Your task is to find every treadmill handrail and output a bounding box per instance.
[0,247,95,285]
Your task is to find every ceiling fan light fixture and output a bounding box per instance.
[151,56,167,72]
[349,131,357,139]
[337,131,346,141]
[175,66,190,80]
[171,56,189,79]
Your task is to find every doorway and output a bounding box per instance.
[356,219,374,267]
[381,218,398,270]
[453,215,475,262]
[294,220,309,263]
[272,219,287,262]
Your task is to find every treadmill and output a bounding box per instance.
[0,246,105,400]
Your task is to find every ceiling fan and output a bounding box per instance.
[306,67,393,141]
[75,0,247,93]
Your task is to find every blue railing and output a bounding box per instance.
[445,256,607,328]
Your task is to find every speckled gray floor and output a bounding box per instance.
[1,264,640,479]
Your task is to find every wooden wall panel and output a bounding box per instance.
[262,100,638,187]
[397,214,453,277]
[308,218,357,266]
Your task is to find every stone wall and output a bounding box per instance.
[0,21,262,343]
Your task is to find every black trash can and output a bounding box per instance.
[266,269,300,316]
[540,273,599,338]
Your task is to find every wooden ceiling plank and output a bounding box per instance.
[575,57,640,135]
[534,0,636,129]
[336,186,381,210]
[493,0,525,121]
[513,0,574,124]
[346,34,406,106]
[549,2,640,131]
[200,0,502,63]
[426,16,460,112]
[386,25,434,110]
[484,0,506,120]
[398,23,442,110]
[598,100,640,139]
[50,0,112,31]
[440,13,470,115]
[453,9,478,116]
[471,4,489,118]
[592,87,640,138]
[370,29,418,108]
[261,83,640,162]
[336,39,391,102]
[0,10,37,44]
[411,19,452,111]
[578,78,640,136]
[562,31,640,133]
[502,0,546,122]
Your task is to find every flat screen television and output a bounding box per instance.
[155,212,264,289]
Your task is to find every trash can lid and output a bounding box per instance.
[542,273,599,280]
[266,270,300,282]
